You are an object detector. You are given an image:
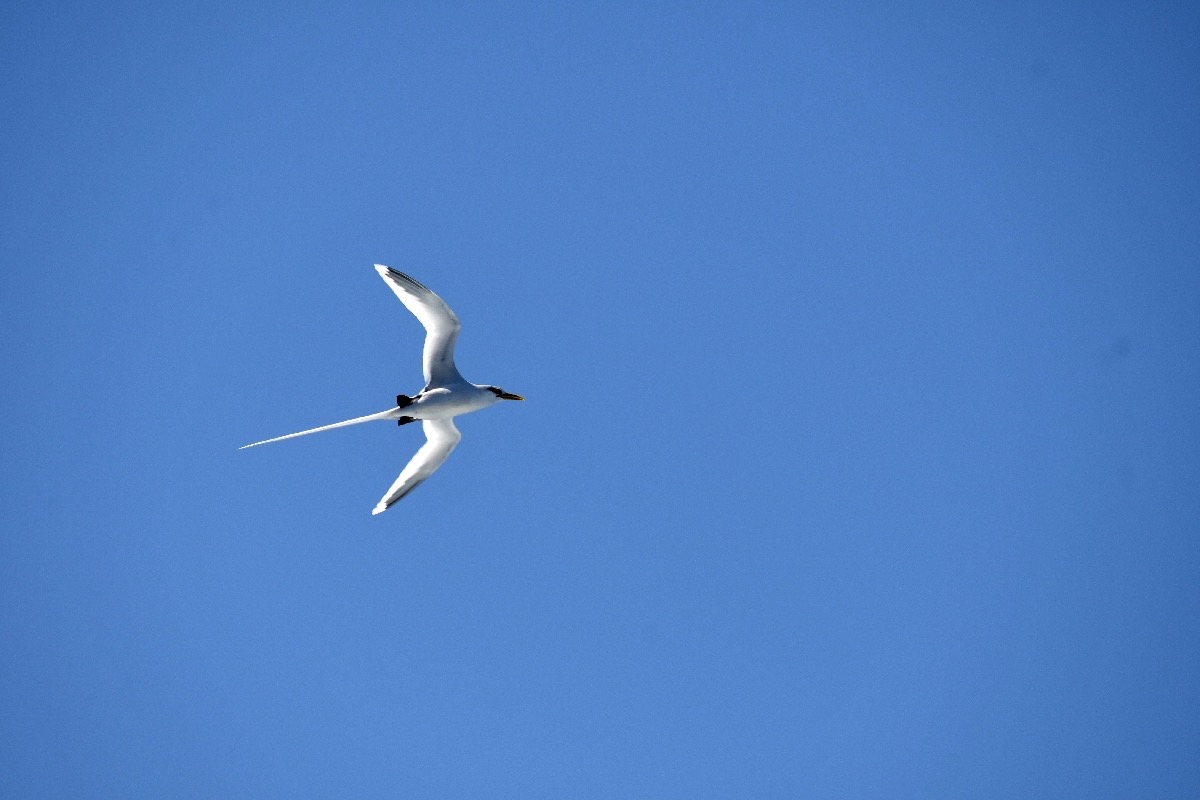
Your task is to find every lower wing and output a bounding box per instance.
[372,418,462,515]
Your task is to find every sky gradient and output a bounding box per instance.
[2,2,1199,797]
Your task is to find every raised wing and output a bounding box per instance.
[374,264,463,387]
[372,418,461,515]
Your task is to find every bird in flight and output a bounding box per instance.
[241,265,524,515]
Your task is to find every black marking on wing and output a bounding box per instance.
[383,478,426,510]
[382,266,435,295]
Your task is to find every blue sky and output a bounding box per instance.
[2,2,1198,797]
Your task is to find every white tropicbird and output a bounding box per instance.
[241,265,523,515]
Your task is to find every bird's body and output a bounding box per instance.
[402,383,505,420]
[241,265,522,515]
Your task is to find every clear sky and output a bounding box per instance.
[2,2,1198,797]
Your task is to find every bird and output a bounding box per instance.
[240,265,523,515]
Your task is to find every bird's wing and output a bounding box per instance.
[372,418,461,515]
[374,264,463,387]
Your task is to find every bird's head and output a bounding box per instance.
[485,386,525,401]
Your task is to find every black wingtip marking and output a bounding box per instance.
[381,266,434,294]
[385,478,426,509]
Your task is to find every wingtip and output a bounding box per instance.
[371,504,386,515]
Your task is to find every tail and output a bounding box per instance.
[239,408,398,450]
